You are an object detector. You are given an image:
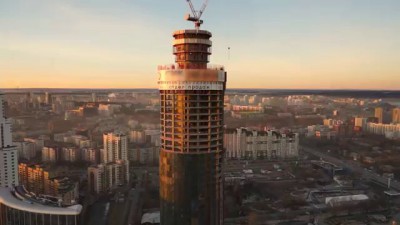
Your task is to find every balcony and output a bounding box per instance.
[173,46,212,54]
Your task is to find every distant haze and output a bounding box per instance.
[1,0,400,89]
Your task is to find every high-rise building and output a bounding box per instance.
[13,141,36,160]
[157,20,227,225]
[23,137,45,153]
[87,164,106,194]
[82,148,99,164]
[91,92,97,102]
[45,91,52,105]
[129,145,159,165]
[87,132,129,194]
[61,147,80,162]
[0,94,19,188]
[102,132,128,163]
[129,129,147,144]
[374,106,392,124]
[42,146,58,163]
[87,162,128,194]
[393,108,400,124]
[375,107,384,123]
[354,117,367,129]
[18,163,47,194]
[18,163,79,205]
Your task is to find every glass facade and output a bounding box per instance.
[159,151,223,225]
[159,29,226,225]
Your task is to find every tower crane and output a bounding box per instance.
[185,0,209,29]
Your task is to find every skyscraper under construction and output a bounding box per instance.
[158,2,227,224]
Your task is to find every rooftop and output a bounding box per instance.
[0,186,82,215]
[141,211,160,224]
[173,29,212,36]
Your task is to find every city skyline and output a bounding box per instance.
[2,1,400,225]
[1,0,400,89]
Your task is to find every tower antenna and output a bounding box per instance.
[185,0,209,29]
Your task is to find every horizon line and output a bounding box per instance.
[1,88,400,92]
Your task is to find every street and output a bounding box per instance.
[301,146,400,191]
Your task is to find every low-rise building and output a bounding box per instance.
[307,125,337,140]
[231,105,264,112]
[323,119,343,128]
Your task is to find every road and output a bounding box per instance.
[126,170,148,225]
[126,187,144,225]
[86,199,109,225]
[301,146,400,191]
[224,160,306,172]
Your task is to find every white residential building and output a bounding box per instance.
[61,147,80,162]
[42,146,57,163]
[102,132,128,163]
[366,122,400,139]
[87,164,105,194]
[23,137,45,154]
[87,161,129,194]
[88,132,129,194]
[0,94,19,188]
[129,130,146,144]
[62,134,91,148]
[13,141,36,160]
[224,128,299,160]
[82,148,99,164]
[129,146,159,165]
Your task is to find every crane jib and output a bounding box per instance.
[185,0,209,28]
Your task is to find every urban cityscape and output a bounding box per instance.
[1,1,400,225]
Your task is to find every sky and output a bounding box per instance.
[1,0,400,90]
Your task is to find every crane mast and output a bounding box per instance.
[185,0,209,29]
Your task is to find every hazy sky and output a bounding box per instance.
[1,0,399,89]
